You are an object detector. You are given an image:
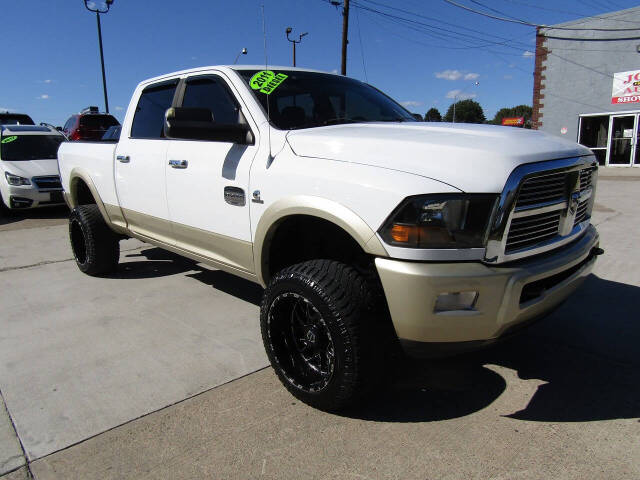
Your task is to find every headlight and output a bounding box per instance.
[4,172,31,186]
[379,194,497,249]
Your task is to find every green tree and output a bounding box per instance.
[424,107,442,122]
[491,104,532,127]
[443,99,486,123]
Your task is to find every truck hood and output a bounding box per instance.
[286,123,593,192]
[1,159,60,179]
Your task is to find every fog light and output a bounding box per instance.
[434,291,478,312]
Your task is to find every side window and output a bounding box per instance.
[182,77,239,124]
[63,117,75,132]
[131,82,177,138]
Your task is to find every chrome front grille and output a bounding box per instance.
[32,175,62,191]
[515,171,567,208]
[505,210,562,253]
[579,167,595,193]
[484,156,598,264]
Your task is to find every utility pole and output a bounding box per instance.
[340,0,350,75]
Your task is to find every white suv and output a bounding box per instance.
[0,125,66,210]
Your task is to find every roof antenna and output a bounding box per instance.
[261,4,273,164]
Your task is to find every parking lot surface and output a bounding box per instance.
[1,173,639,479]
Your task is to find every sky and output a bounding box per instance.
[2,0,640,126]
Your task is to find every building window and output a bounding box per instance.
[579,115,608,165]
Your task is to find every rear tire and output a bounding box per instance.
[69,205,120,276]
[260,260,382,411]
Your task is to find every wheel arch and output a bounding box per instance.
[254,196,388,286]
[67,169,113,229]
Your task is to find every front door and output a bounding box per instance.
[165,74,258,273]
[608,115,636,166]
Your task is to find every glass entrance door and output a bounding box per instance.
[608,115,636,165]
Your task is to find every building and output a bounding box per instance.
[532,6,640,167]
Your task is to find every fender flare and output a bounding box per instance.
[253,195,388,285]
[67,168,118,230]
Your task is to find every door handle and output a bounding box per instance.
[169,159,188,169]
[116,155,130,163]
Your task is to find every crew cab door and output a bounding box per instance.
[165,74,258,273]
[115,80,178,244]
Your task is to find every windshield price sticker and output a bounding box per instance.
[1,136,17,144]
[250,70,288,95]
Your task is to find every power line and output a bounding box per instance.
[500,0,640,23]
[443,0,640,31]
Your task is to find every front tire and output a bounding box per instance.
[69,204,120,276]
[260,260,380,411]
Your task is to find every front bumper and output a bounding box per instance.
[2,184,65,209]
[376,225,599,356]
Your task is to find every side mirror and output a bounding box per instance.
[164,107,253,144]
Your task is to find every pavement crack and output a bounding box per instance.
[0,246,145,273]
[0,388,33,479]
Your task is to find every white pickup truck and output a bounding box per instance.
[58,66,601,410]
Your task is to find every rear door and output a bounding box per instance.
[115,80,178,244]
[165,73,258,273]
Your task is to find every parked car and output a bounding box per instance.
[0,112,35,125]
[62,106,120,141]
[58,66,601,411]
[0,125,66,210]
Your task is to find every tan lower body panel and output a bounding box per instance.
[117,207,256,279]
[376,225,599,343]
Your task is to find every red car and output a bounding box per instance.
[62,107,120,141]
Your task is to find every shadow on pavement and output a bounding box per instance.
[344,274,640,423]
[0,205,69,226]
[108,247,640,424]
[118,247,264,305]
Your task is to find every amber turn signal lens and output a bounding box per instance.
[390,224,418,244]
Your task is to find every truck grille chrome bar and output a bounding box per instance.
[485,157,598,264]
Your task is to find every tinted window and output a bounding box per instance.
[63,117,76,132]
[237,70,415,130]
[79,115,119,130]
[182,77,239,124]
[1,135,64,161]
[0,114,35,125]
[131,82,177,138]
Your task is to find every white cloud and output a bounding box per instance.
[503,74,513,80]
[44,79,52,84]
[36,94,49,100]
[523,50,534,58]
[400,100,422,108]
[115,106,124,111]
[191,56,197,60]
[435,69,462,81]
[464,73,479,81]
[446,89,477,100]
[331,69,338,74]
[0,107,15,112]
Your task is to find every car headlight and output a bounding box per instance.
[4,172,31,186]
[379,194,498,249]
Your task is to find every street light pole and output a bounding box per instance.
[286,28,308,67]
[84,0,114,114]
[95,12,109,113]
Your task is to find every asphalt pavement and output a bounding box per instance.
[1,174,639,479]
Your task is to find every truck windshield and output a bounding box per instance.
[237,70,416,130]
[1,135,65,161]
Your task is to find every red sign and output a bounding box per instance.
[502,117,525,126]
[612,70,640,104]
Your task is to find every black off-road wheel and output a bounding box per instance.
[69,204,120,276]
[261,260,382,411]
